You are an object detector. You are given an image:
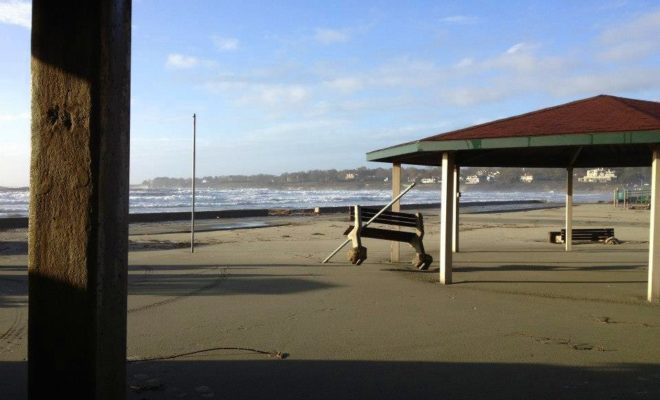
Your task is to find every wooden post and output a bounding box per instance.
[452,165,460,253]
[440,152,455,284]
[565,167,573,252]
[191,113,196,253]
[648,148,660,302]
[390,162,401,262]
[29,1,131,398]
[613,189,617,208]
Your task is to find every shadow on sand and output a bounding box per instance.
[0,267,337,302]
[383,263,645,274]
[4,359,659,399]
[454,264,646,273]
[128,272,337,299]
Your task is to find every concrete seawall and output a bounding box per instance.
[0,200,545,230]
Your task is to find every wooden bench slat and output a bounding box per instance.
[560,229,614,233]
[360,227,417,243]
[560,228,614,242]
[360,212,418,224]
[351,215,418,226]
[349,208,419,228]
[363,218,419,228]
[360,209,417,220]
[350,207,418,221]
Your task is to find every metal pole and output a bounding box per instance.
[191,113,196,253]
[322,182,417,263]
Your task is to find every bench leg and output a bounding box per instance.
[348,246,367,265]
[347,205,367,265]
[409,238,433,270]
[413,253,433,270]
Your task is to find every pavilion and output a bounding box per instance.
[366,94,660,303]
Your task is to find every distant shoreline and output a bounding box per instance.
[130,182,624,192]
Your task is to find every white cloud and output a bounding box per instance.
[0,1,31,29]
[0,140,30,187]
[235,119,346,146]
[212,36,240,51]
[323,77,363,93]
[599,9,660,61]
[248,84,309,105]
[482,42,565,73]
[441,87,511,106]
[440,15,478,24]
[200,20,659,117]
[369,58,449,88]
[454,58,474,69]
[597,0,630,11]
[504,42,538,55]
[506,43,525,55]
[0,111,29,121]
[600,9,660,43]
[546,68,660,96]
[166,53,199,69]
[600,42,657,62]
[315,28,349,44]
[436,65,660,107]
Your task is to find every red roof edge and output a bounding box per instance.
[423,94,660,141]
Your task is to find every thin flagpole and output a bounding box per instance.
[191,113,196,253]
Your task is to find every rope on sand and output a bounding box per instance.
[128,346,288,362]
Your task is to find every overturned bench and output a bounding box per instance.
[549,228,616,244]
[344,205,433,270]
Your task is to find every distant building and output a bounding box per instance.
[465,175,480,185]
[474,169,500,183]
[520,173,534,183]
[420,177,438,184]
[344,173,356,181]
[578,168,617,183]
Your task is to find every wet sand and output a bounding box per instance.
[1,204,659,399]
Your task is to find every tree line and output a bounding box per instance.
[139,166,650,189]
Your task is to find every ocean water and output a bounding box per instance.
[0,187,611,218]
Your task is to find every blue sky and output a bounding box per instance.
[1,0,660,186]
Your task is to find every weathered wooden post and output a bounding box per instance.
[29,1,131,398]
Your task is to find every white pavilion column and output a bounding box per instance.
[453,165,460,253]
[440,152,455,284]
[390,162,401,263]
[565,167,573,252]
[648,148,660,302]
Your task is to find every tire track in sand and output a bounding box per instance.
[128,267,227,314]
[0,309,26,354]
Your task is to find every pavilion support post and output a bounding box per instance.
[440,153,455,284]
[648,148,660,302]
[565,167,573,252]
[390,162,401,262]
[452,165,460,253]
[29,1,131,399]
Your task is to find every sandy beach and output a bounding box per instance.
[1,203,659,399]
